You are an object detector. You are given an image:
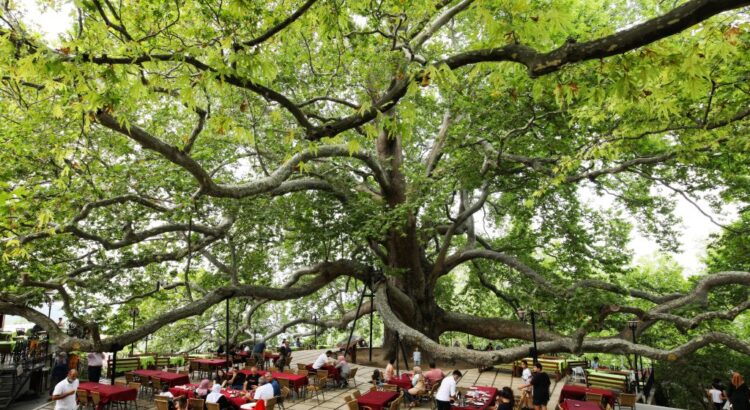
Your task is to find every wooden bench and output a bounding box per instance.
[107,357,141,377]
[155,356,172,368]
[494,361,520,377]
[586,370,627,392]
[524,357,566,381]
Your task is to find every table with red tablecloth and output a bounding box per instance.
[358,390,399,410]
[306,363,340,379]
[169,384,250,408]
[78,382,138,410]
[560,385,615,407]
[131,369,190,387]
[387,373,413,390]
[271,371,308,390]
[452,386,497,410]
[193,358,228,367]
[560,399,602,410]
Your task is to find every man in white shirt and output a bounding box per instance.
[435,370,462,410]
[312,350,332,370]
[253,378,275,402]
[87,351,104,382]
[51,369,79,410]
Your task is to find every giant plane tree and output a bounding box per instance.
[1,0,750,365]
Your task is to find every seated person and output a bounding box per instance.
[268,374,281,397]
[158,384,175,410]
[312,350,333,370]
[246,377,275,402]
[371,369,384,387]
[206,384,231,410]
[336,356,351,387]
[423,362,445,387]
[495,387,515,410]
[226,368,246,389]
[194,379,211,398]
[384,359,396,381]
[244,367,261,389]
[404,366,425,408]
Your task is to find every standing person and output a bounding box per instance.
[413,347,421,366]
[87,351,104,382]
[519,360,533,409]
[51,369,79,410]
[591,357,600,370]
[252,340,267,369]
[277,339,290,372]
[520,363,551,410]
[294,337,302,348]
[729,372,750,410]
[434,370,462,410]
[50,353,69,394]
[709,380,727,410]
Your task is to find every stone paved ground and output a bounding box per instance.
[25,349,565,410]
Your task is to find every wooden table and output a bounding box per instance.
[131,369,190,387]
[452,386,497,410]
[560,399,602,410]
[78,382,138,410]
[560,385,615,407]
[358,390,399,410]
[170,384,250,408]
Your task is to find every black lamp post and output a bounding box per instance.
[128,307,140,356]
[517,309,546,364]
[312,314,318,348]
[144,334,149,355]
[628,320,640,397]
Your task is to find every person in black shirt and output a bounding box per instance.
[496,387,515,410]
[227,367,246,390]
[519,362,550,410]
[729,372,750,410]
[244,367,261,389]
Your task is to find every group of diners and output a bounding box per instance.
[368,358,549,410]
[158,367,280,410]
[311,349,353,386]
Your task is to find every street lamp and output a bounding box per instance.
[628,320,640,397]
[517,309,546,364]
[128,307,140,356]
[312,314,318,348]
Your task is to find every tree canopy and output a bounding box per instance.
[1,0,750,368]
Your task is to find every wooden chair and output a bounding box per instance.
[297,363,307,371]
[344,395,353,402]
[154,398,170,410]
[125,372,135,384]
[278,386,291,409]
[306,374,325,404]
[618,393,636,410]
[76,390,91,410]
[347,399,374,410]
[188,398,205,410]
[316,370,330,389]
[151,377,163,397]
[347,367,359,387]
[352,390,362,399]
[178,369,190,375]
[90,391,102,410]
[154,397,170,410]
[115,380,127,386]
[382,384,398,392]
[128,382,142,399]
[206,403,220,410]
[586,393,604,405]
[266,397,278,410]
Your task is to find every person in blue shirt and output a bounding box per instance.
[268,374,281,397]
[252,340,267,369]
